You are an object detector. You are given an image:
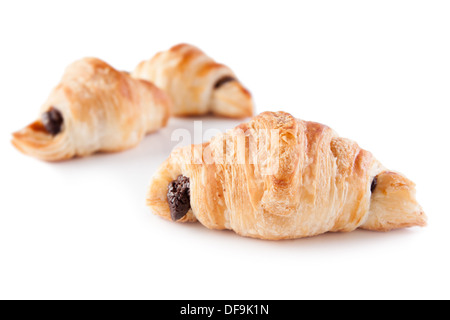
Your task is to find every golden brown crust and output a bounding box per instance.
[132,43,254,118]
[12,57,171,161]
[147,111,426,240]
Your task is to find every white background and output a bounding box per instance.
[0,0,449,300]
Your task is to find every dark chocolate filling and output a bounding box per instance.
[371,176,378,193]
[167,175,191,221]
[41,107,64,136]
[214,76,236,89]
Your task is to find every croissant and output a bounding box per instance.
[132,43,254,119]
[147,111,426,240]
[12,57,171,161]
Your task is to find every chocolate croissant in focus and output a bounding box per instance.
[147,111,426,240]
[132,43,254,119]
[12,57,171,161]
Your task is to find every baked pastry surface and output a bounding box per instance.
[12,57,171,161]
[147,111,426,240]
[132,43,254,118]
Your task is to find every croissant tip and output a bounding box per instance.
[11,130,22,142]
[417,210,428,227]
[211,82,255,119]
[11,121,71,162]
[11,127,33,154]
[11,132,26,154]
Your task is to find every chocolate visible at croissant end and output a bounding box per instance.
[214,76,236,89]
[371,176,378,193]
[167,175,191,221]
[41,107,64,136]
